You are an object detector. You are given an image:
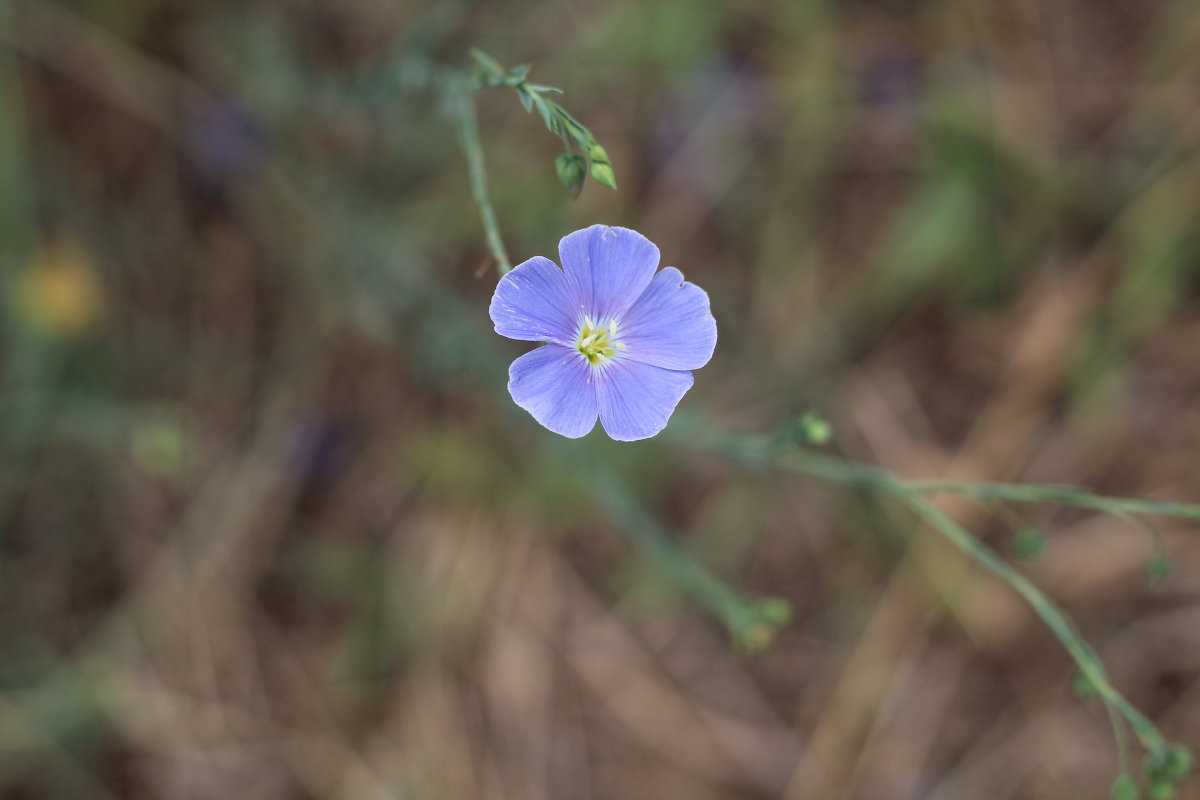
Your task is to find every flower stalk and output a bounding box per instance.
[451,82,511,274]
[682,424,1194,792]
[452,50,617,276]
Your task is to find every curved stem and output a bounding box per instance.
[891,490,1166,756]
[683,427,1174,757]
[452,83,511,275]
[907,480,1200,522]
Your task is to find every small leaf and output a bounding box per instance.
[515,85,534,113]
[504,64,531,85]
[1073,671,1098,700]
[525,83,564,94]
[470,49,504,76]
[555,153,587,198]
[531,94,556,132]
[556,109,593,147]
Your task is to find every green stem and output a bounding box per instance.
[700,427,1200,523]
[1106,700,1132,778]
[891,490,1165,756]
[590,468,779,648]
[907,480,1200,522]
[452,83,511,275]
[683,427,1171,755]
[1115,510,1168,565]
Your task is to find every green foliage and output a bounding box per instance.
[470,49,618,196]
[453,50,620,274]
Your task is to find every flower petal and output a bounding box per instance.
[508,345,598,438]
[490,256,582,345]
[559,225,660,320]
[596,360,694,442]
[619,267,717,370]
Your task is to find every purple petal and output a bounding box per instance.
[508,345,598,438]
[596,360,694,441]
[490,256,582,345]
[619,267,717,370]
[559,225,660,320]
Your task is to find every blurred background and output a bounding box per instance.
[2,0,1199,797]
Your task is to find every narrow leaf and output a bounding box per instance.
[515,85,534,113]
[470,49,504,75]
[505,64,531,85]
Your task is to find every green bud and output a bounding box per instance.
[1111,773,1139,800]
[1012,528,1045,560]
[799,412,832,446]
[1147,555,1171,582]
[587,144,617,189]
[555,153,587,198]
[758,597,793,626]
[590,163,617,190]
[1164,746,1193,781]
[1148,782,1176,800]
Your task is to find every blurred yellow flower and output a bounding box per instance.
[18,236,105,337]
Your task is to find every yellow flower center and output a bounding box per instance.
[575,316,624,367]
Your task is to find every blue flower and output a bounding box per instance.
[490,225,717,441]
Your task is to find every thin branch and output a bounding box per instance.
[452,83,511,275]
[682,426,1180,763]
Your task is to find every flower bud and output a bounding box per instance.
[555,153,587,198]
[1111,773,1139,800]
[799,411,832,445]
[1146,555,1171,582]
[1012,528,1045,560]
[1148,782,1175,800]
[1164,746,1193,781]
[587,143,617,189]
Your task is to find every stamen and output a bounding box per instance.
[574,317,622,367]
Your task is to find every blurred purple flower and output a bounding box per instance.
[860,50,923,109]
[288,419,352,494]
[489,225,716,441]
[185,97,264,187]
